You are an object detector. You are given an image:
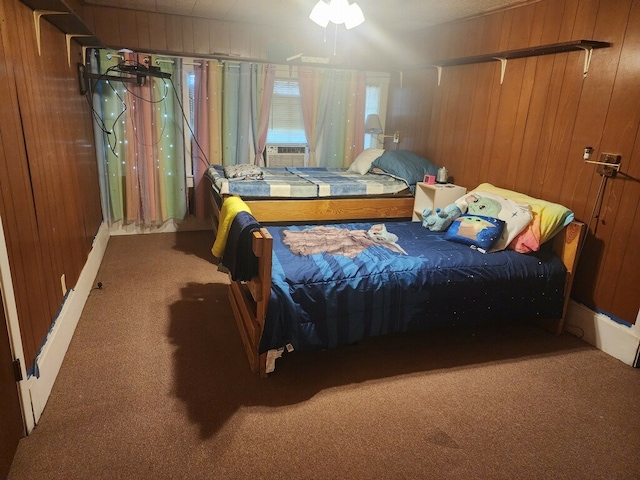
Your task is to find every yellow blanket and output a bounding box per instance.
[212,197,252,259]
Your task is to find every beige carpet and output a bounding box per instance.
[8,230,640,480]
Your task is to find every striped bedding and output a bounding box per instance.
[206,165,410,198]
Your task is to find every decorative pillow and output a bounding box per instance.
[472,183,574,253]
[370,150,438,190]
[455,190,532,252]
[224,164,263,180]
[347,148,385,175]
[444,215,506,253]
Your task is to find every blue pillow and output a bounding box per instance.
[444,214,506,253]
[371,150,438,191]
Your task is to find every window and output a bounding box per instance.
[267,79,307,145]
[265,70,389,149]
[364,84,381,149]
[364,72,390,149]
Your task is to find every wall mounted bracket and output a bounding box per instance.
[434,65,442,86]
[585,153,622,177]
[33,10,69,55]
[66,34,91,67]
[493,57,507,84]
[576,45,594,78]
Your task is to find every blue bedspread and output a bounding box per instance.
[206,165,409,198]
[259,221,566,354]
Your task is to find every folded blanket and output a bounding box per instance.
[222,211,260,281]
[223,164,264,180]
[211,197,252,259]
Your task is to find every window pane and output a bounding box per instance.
[364,85,381,149]
[267,79,307,144]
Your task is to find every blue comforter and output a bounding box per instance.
[259,221,566,354]
[206,165,410,198]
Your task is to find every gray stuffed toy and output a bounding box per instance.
[421,203,462,231]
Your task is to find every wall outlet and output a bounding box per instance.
[597,153,621,177]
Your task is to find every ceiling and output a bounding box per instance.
[81,0,531,33]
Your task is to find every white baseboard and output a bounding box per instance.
[24,223,110,431]
[564,300,640,367]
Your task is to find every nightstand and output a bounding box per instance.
[412,183,467,221]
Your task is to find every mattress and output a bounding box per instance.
[206,165,410,198]
[259,221,567,354]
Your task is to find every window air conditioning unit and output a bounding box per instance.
[265,145,306,167]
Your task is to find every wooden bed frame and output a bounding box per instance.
[207,183,414,225]
[226,219,587,378]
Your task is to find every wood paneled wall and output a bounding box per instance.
[76,4,393,69]
[55,0,640,325]
[387,0,639,324]
[0,0,103,368]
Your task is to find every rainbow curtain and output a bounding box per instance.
[94,50,187,227]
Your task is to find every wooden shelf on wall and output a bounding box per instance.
[427,39,611,85]
[19,0,100,44]
[19,0,102,66]
[433,40,610,67]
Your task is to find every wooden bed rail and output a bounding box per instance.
[206,178,414,225]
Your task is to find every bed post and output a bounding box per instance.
[227,228,272,378]
[540,220,586,335]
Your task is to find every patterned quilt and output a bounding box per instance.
[206,165,410,198]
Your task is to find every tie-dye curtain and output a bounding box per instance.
[298,67,322,167]
[193,61,211,219]
[221,63,243,166]
[299,68,366,168]
[93,50,187,227]
[208,61,223,167]
[251,64,276,166]
[191,61,275,214]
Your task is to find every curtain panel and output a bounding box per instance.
[299,67,366,168]
[93,50,186,227]
[91,52,369,226]
[192,61,276,214]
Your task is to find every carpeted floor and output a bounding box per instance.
[8,230,640,480]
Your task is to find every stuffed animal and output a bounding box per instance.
[421,203,462,231]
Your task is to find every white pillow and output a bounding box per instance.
[455,191,532,252]
[347,148,385,175]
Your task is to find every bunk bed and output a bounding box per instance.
[222,184,586,377]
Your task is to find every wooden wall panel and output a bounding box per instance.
[0,0,102,367]
[192,17,210,55]
[588,0,640,316]
[0,16,47,363]
[80,5,390,68]
[209,19,230,56]
[2,0,60,362]
[390,0,640,324]
[165,14,183,54]
[118,9,139,49]
[135,11,151,51]
[148,12,168,53]
[180,16,195,55]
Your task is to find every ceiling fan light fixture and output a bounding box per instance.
[328,0,349,24]
[310,0,365,29]
[345,3,364,29]
[309,1,331,27]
